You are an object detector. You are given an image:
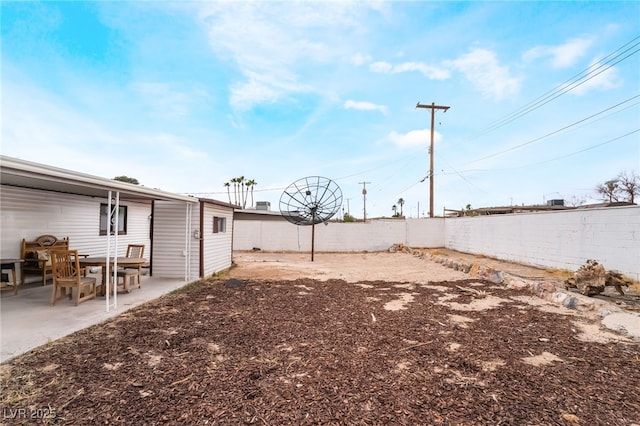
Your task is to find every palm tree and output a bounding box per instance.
[224,182,231,204]
[392,204,397,217]
[246,179,257,208]
[397,198,405,217]
[238,176,246,208]
[230,177,239,205]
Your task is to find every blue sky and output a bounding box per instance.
[2,1,639,218]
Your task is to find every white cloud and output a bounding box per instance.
[445,48,521,100]
[344,100,388,115]
[388,129,441,148]
[522,36,593,68]
[230,70,314,111]
[370,60,450,80]
[350,53,372,66]
[196,2,377,111]
[567,60,621,95]
[130,81,207,118]
[370,61,393,73]
[1,77,218,193]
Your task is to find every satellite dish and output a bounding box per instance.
[279,176,343,261]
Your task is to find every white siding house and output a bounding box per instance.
[0,156,235,283]
[0,185,153,261]
[200,199,235,278]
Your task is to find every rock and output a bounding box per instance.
[551,292,568,304]
[506,278,530,290]
[565,260,631,297]
[537,281,557,297]
[488,270,504,284]
[225,278,246,288]
[562,297,578,309]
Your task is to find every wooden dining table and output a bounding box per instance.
[78,257,147,294]
[1,259,24,295]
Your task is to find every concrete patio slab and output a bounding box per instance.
[0,274,192,363]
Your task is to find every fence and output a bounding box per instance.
[233,205,640,280]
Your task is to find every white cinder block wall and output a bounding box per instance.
[444,205,640,280]
[233,218,445,252]
[233,206,639,280]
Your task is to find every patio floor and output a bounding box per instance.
[0,273,192,363]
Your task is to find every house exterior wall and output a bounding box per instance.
[444,205,640,280]
[200,202,234,277]
[152,201,193,280]
[0,186,235,283]
[0,185,151,260]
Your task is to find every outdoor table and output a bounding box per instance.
[79,257,147,294]
[1,259,24,295]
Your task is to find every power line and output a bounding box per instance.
[463,94,640,165]
[439,128,639,176]
[481,35,640,134]
[435,151,488,193]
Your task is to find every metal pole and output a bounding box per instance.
[311,222,315,262]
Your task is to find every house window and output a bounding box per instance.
[100,204,128,236]
[213,216,226,233]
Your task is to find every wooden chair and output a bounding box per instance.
[21,235,69,285]
[50,249,97,306]
[117,244,145,291]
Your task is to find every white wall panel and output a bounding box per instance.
[0,185,151,259]
[201,203,233,277]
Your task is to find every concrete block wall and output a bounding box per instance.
[233,206,639,280]
[233,218,445,252]
[444,205,640,280]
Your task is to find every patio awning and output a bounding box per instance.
[0,155,197,203]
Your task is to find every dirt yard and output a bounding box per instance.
[1,251,639,425]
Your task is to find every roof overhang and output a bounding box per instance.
[0,155,198,203]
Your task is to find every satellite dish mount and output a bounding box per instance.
[279,176,343,261]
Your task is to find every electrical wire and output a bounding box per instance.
[481,35,640,134]
[463,94,640,165]
[438,128,639,176]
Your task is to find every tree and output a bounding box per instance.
[566,195,586,207]
[342,213,356,222]
[392,204,397,217]
[397,198,405,217]
[113,176,139,185]
[595,179,619,203]
[226,176,257,208]
[246,179,257,208]
[224,182,231,204]
[616,170,639,204]
[238,176,246,208]
[231,177,240,206]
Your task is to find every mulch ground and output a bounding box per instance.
[1,277,639,425]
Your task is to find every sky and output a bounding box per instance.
[2,1,639,219]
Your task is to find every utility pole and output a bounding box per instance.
[416,102,450,218]
[359,181,371,221]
